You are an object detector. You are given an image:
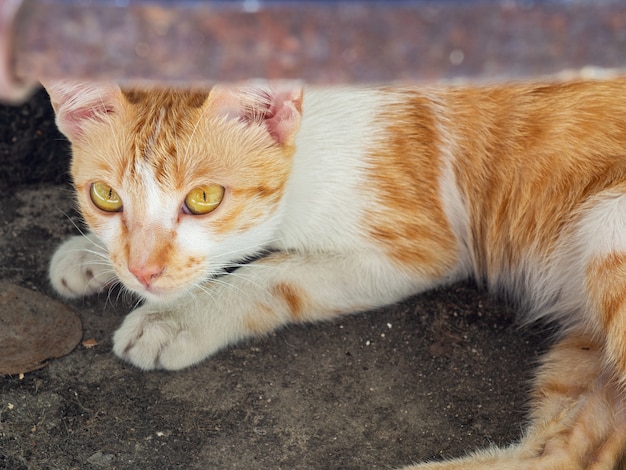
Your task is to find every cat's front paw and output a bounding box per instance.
[112,305,218,371]
[49,234,116,298]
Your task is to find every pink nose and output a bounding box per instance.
[128,263,164,288]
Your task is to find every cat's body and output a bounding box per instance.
[45,79,626,468]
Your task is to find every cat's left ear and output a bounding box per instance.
[211,84,303,145]
[41,81,121,141]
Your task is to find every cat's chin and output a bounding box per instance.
[130,285,190,306]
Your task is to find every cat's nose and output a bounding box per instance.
[129,263,165,288]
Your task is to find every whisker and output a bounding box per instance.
[73,250,107,259]
[207,276,249,297]
[190,284,218,305]
[223,273,273,298]
[182,101,212,165]
[60,210,88,235]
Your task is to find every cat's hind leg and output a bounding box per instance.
[523,332,626,469]
[403,331,626,470]
[49,232,116,298]
[558,191,626,387]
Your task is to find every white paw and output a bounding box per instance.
[112,305,215,371]
[49,233,116,298]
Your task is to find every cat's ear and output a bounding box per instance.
[210,84,303,145]
[41,81,121,141]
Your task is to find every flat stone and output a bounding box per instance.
[0,282,82,374]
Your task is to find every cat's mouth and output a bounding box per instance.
[118,253,256,305]
[123,264,237,305]
[131,282,189,305]
[118,268,190,304]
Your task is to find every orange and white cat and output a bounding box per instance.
[44,80,626,468]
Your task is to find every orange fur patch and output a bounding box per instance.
[586,253,626,330]
[364,92,458,277]
[243,303,281,336]
[526,332,626,469]
[272,281,307,321]
[119,89,209,187]
[446,81,626,280]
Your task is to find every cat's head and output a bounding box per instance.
[44,81,303,303]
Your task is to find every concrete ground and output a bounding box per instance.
[0,89,548,469]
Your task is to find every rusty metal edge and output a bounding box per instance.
[4,1,626,104]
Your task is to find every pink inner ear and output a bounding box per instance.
[42,81,120,141]
[265,92,303,144]
[211,85,303,145]
[59,102,116,141]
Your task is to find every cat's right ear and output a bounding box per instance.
[41,81,121,141]
[210,83,303,146]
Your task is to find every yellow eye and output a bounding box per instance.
[184,185,225,215]
[90,182,123,212]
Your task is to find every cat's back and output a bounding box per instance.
[442,80,626,261]
[416,78,626,306]
[280,80,626,286]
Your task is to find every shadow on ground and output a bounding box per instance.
[0,90,548,469]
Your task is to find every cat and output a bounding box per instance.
[43,79,626,468]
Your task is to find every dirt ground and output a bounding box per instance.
[0,89,549,469]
